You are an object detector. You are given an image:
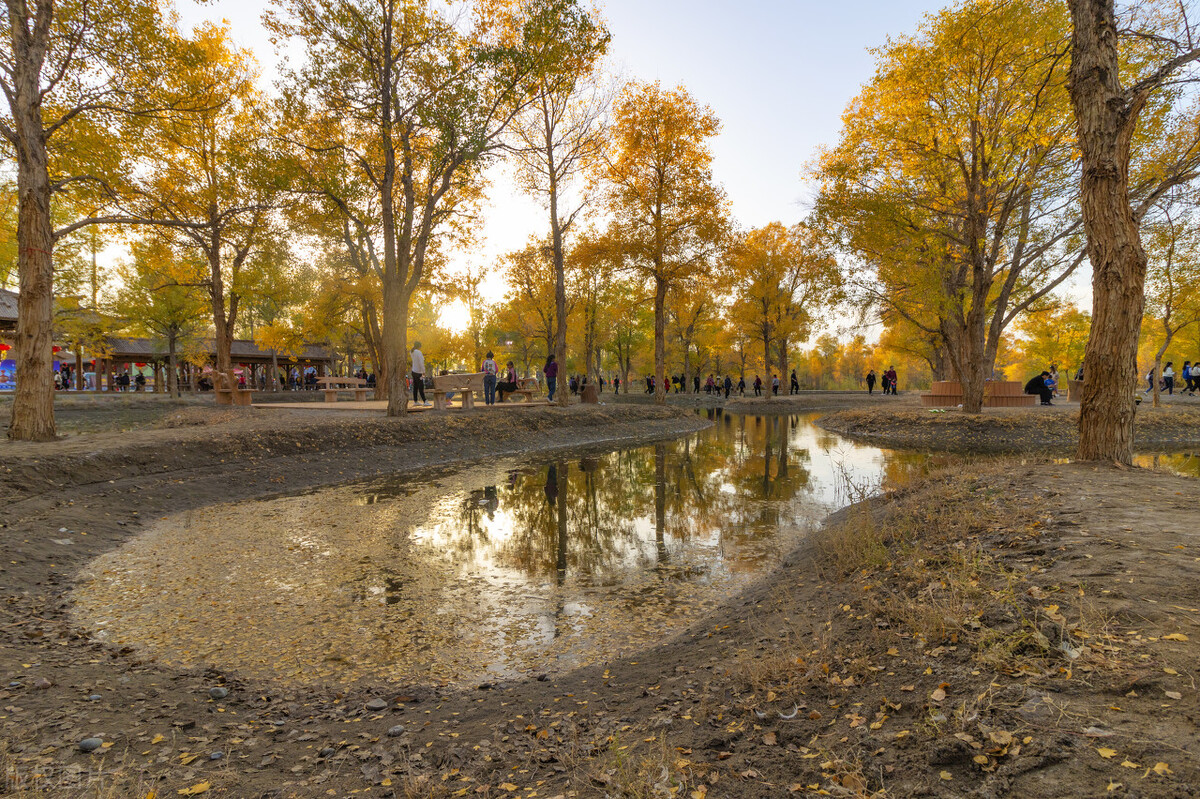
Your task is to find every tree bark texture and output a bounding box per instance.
[653,274,667,405]
[7,4,57,440]
[1069,0,1145,464]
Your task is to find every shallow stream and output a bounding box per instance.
[73,411,1198,686]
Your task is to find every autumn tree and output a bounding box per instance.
[0,0,192,439]
[1142,194,1200,406]
[816,0,1085,414]
[1068,0,1200,461]
[604,81,727,405]
[133,24,281,391]
[606,277,651,389]
[509,0,609,405]
[270,0,586,416]
[499,240,562,366]
[727,222,841,393]
[1009,300,1092,382]
[112,237,208,397]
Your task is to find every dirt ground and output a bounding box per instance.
[1,397,1198,797]
[819,403,1200,453]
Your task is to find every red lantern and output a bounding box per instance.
[51,345,60,353]
[134,362,147,367]
[0,343,10,353]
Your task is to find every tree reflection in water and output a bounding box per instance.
[76,412,925,686]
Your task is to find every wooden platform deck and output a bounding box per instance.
[258,398,555,413]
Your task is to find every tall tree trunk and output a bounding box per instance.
[1069,0,1145,464]
[206,229,236,391]
[777,335,788,392]
[762,329,771,399]
[551,237,568,407]
[653,274,667,405]
[383,280,410,416]
[1151,323,1174,408]
[168,331,180,398]
[8,107,56,440]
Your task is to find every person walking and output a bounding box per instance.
[771,374,780,395]
[481,350,499,405]
[753,375,762,397]
[885,366,898,395]
[723,375,732,399]
[544,354,559,402]
[411,342,429,406]
[737,375,746,396]
[866,369,877,395]
[1163,361,1176,395]
[789,370,799,394]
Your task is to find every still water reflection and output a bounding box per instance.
[72,413,938,685]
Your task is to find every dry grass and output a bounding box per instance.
[0,746,164,798]
[577,734,695,799]
[810,460,1132,678]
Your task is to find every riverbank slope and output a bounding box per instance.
[819,403,1200,452]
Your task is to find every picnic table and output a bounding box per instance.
[500,377,541,403]
[431,372,485,410]
[316,376,371,402]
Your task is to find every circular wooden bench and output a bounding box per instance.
[920,380,1037,407]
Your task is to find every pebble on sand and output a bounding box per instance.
[209,687,229,700]
[78,738,103,752]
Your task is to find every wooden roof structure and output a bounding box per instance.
[0,289,16,333]
[101,337,334,365]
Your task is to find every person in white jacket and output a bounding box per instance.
[411,343,429,406]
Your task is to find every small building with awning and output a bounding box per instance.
[0,289,16,334]
[88,337,335,391]
[1,292,336,389]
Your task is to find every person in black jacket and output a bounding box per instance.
[1025,371,1054,406]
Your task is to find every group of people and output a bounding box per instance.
[410,343,525,406]
[1145,361,1200,396]
[406,344,913,407]
[864,367,900,395]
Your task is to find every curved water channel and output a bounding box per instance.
[73,411,1199,687]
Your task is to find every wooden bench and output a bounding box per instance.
[316,376,371,402]
[431,372,486,410]
[920,380,1035,407]
[214,373,254,406]
[500,377,540,403]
